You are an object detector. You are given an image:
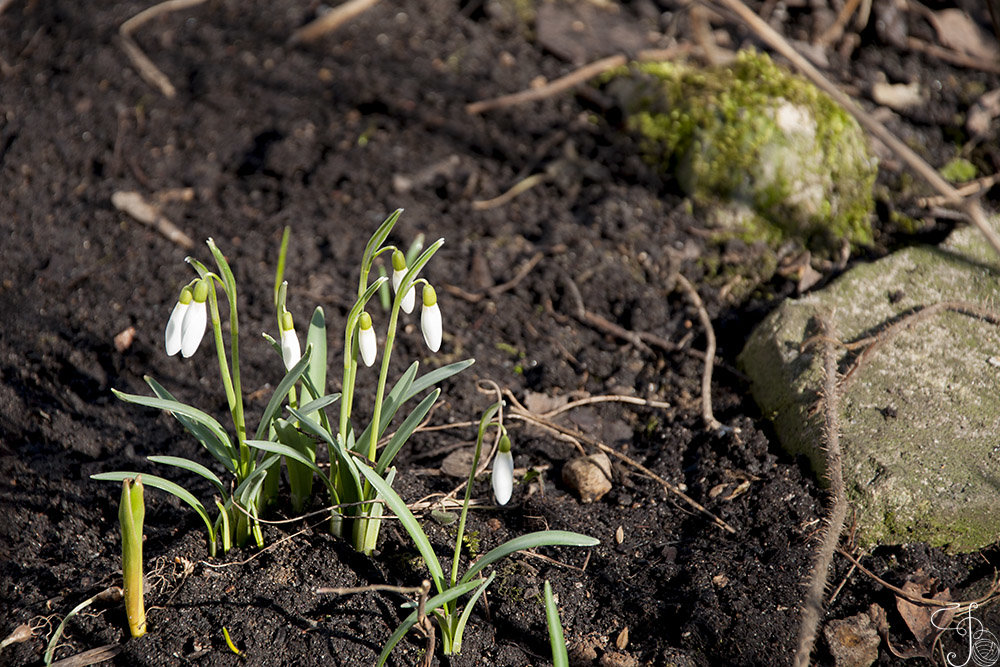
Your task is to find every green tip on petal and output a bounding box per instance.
[281,310,295,332]
[177,286,194,305]
[192,279,209,303]
[391,249,407,271]
[422,283,437,307]
[359,311,373,330]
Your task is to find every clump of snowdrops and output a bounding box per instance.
[94,210,470,555]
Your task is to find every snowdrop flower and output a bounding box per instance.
[420,284,442,353]
[279,311,301,370]
[180,280,209,358]
[390,249,416,314]
[492,433,514,506]
[358,311,377,367]
[164,286,193,356]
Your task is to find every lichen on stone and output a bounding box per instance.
[604,51,878,253]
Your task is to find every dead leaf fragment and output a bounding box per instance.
[890,569,953,658]
[615,626,629,650]
[968,88,1000,140]
[871,81,923,111]
[924,8,999,60]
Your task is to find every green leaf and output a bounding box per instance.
[305,306,327,403]
[375,389,439,475]
[376,577,489,667]
[288,408,361,502]
[233,455,280,509]
[142,377,237,474]
[354,463,444,593]
[245,439,333,496]
[298,393,341,415]
[273,226,291,307]
[147,455,226,496]
[253,345,313,441]
[459,531,600,586]
[404,359,475,403]
[354,362,418,453]
[362,209,402,273]
[451,571,496,652]
[544,581,568,667]
[91,472,215,545]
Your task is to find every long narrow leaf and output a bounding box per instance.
[404,359,475,402]
[245,440,333,495]
[354,464,444,593]
[113,389,237,471]
[147,455,226,496]
[298,393,341,415]
[253,346,313,440]
[305,306,327,403]
[544,581,569,667]
[143,377,236,474]
[354,362,418,453]
[460,531,599,586]
[375,389,439,475]
[91,472,215,543]
[451,571,496,651]
[362,209,402,273]
[376,577,487,667]
[288,408,362,501]
[234,454,280,509]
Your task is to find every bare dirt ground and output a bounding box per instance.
[3,0,1000,665]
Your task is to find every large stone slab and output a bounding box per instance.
[739,221,1000,552]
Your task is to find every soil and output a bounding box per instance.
[3,1,1000,666]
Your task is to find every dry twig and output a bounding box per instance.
[119,0,208,98]
[466,48,686,115]
[288,0,381,46]
[794,317,848,667]
[111,190,195,249]
[675,274,721,431]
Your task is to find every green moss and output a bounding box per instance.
[606,51,877,254]
[939,157,977,183]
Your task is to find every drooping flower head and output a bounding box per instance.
[420,284,442,353]
[390,249,416,314]
[165,286,193,356]
[180,279,209,358]
[358,311,377,368]
[279,310,301,370]
[492,433,514,506]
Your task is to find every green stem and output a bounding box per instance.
[205,277,237,427]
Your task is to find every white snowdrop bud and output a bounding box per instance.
[391,249,416,314]
[180,280,209,358]
[358,311,377,367]
[279,311,301,370]
[165,286,193,357]
[492,434,514,506]
[420,284,442,353]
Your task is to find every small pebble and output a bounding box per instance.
[562,452,613,503]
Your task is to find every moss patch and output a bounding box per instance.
[605,51,878,254]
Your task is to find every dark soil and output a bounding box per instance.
[3,1,1000,665]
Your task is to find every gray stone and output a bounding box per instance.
[739,220,1000,551]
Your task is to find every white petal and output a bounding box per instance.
[393,269,416,314]
[359,325,377,367]
[391,268,405,293]
[421,303,442,352]
[492,450,514,505]
[281,328,301,370]
[164,301,190,356]
[180,301,208,358]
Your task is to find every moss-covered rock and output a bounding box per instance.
[605,51,878,252]
[738,219,1000,552]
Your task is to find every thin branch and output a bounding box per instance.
[675,274,721,431]
[466,48,687,115]
[288,0,381,46]
[111,190,195,249]
[119,0,208,98]
[794,316,848,667]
